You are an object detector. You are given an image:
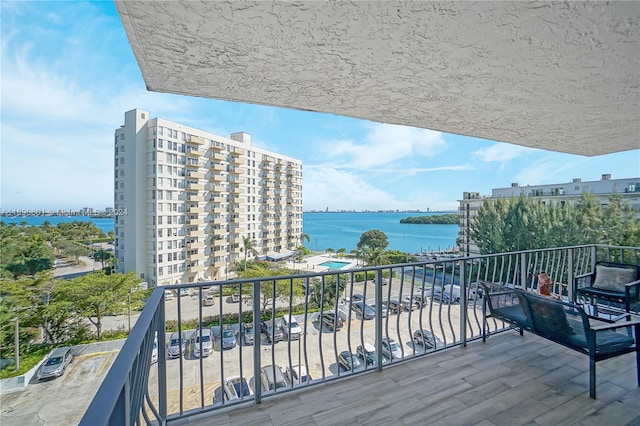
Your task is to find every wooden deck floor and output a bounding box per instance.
[173,331,640,425]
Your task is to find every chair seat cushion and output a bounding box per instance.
[567,328,635,354]
[492,306,529,328]
[577,286,625,300]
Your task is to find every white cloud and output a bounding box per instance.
[512,156,585,186]
[327,123,446,169]
[303,166,415,211]
[473,143,535,163]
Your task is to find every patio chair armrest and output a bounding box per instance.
[589,316,640,331]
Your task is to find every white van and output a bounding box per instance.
[193,328,213,358]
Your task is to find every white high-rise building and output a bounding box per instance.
[458,175,640,257]
[114,109,303,286]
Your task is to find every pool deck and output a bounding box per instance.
[286,254,360,273]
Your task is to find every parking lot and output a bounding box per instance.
[0,351,118,426]
[145,280,483,416]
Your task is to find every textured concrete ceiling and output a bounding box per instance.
[116,1,640,156]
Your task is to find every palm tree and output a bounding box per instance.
[326,247,334,257]
[336,248,346,258]
[241,236,259,270]
[300,233,310,246]
[363,247,389,266]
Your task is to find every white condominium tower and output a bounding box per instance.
[114,109,303,287]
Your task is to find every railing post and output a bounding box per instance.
[375,269,383,372]
[459,261,467,347]
[567,248,575,303]
[253,279,262,404]
[520,252,528,290]
[157,298,167,425]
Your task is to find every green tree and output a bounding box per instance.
[306,275,346,309]
[93,250,114,269]
[241,236,259,270]
[469,192,640,255]
[56,271,143,340]
[300,233,310,246]
[237,263,304,311]
[336,248,346,258]
[357,229,389,251]
[363,247,389,266]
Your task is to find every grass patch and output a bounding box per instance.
[0,345,52,379]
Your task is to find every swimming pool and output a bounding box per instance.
[320,261,350,270]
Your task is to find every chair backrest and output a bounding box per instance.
[518,291,587,343]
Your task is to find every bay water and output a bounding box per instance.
[1,212,458,254]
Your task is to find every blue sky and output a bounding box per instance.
[2,2,639,213]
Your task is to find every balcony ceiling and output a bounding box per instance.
[116,1,640,156]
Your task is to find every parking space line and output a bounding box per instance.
[97,350,119,376]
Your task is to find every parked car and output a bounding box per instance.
[240,323,254,345]
[357,343,389,366]
[164,290,174,301]
[193,328,213,357]
[286,364,313,385]
[151,332,158,364]
[222,376,254,401]
[350,293,364,303]
[261,319,284,343]
[385,299,402,314]
[319,312,343,331]
[338,350,363,371]
[179,288,189,297]
[167,331,185,359]
[381,278,390,285]
[433,284,461,303]
[401,295,421,311]
[37,346,74,380]
[351,301,375,320]
[370,302,388,317]
[260,365,288,392]
[381,337,404,360]
[219,325,237,350]
[412,329,443,350]
[279,314,302,340]
[203,294,215,306]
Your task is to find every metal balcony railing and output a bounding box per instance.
[81,244,639,425]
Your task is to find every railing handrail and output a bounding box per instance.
[80,286,164,426]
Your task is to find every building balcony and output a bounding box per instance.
[209,174,224,183]
[212,227,226,236]
[229,166,244,175]
[211,152,226,161]
[185,161,201,169]
[81,244,640,425]
[187,135,205,146]
[229,155,243,165]
[186,182,205,191]
[212,207,225,214]
[212,164,226,172]
[187,194,204,202]
[186,148,204,157]
[185,241,205,250]
[188,206,205,214]
[230,186,245,194]
[186,171,205,180]
[187,263,205,273]
[187,228,205,238]
[186,251,205,261]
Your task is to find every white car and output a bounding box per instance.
[164,290,174,301]
[279,315,302,340]
[193,328,213,357]
[223,376,254,401]
[381,337,403,360]
[286,364,313,385]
